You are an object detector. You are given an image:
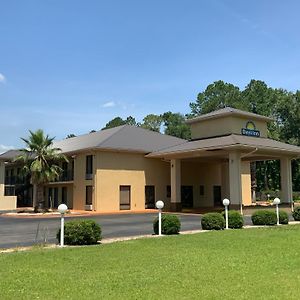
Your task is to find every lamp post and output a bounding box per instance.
[223,198,230,229]
[58,203,68,247]
[273,197,280,225]
[155,200,164,236]
[267,194,270,202]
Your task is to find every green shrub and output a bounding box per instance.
[201,213,225,230]
[251,210,277,226]
[292,206,300,221]
[153,214,181,235]
[279,211,289,224]
[57,219,101,245]
[221,210,244,229]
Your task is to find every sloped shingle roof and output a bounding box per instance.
[0,126,187,160]
[186,107,273,124]
[147,134,300,158]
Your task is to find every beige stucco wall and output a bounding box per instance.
[71,151,232,211]
[45,184,74,209]
[96,152,170,212]
[0,196,17,210]
[181,162,222,207]
[241,161,252,206]
[0,161,17,210]
[95,153,224,211]
[72,153,94,210]
[190,116,268,139]
[0,150,254,212]
[220,160,252,207]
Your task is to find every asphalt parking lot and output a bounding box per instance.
[0,213,202,249]
[0,212,291,249]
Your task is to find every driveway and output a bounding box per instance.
[0,212,293,249]
[0,213,203,249]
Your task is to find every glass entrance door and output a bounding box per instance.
[213,186,222,206]
[181,186,193,208]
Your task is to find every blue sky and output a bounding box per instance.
[1,0,300,151]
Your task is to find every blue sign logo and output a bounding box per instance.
[241,121,260,137]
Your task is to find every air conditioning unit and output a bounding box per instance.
[85,205,93,211]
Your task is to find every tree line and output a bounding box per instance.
[68,79,300,193]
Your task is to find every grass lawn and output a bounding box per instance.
[1,226,300,299]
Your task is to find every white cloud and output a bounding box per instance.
[0,73,6,83]
[102,101,116,108]
[0,144,15,154]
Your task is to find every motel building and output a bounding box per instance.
[1,107,300,213]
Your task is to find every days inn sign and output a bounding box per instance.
[241,121,260,137]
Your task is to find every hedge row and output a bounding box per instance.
[153,214,181,235]
[56,207,295,245]
[251,210,289,225]
[292,206,300,221]
[201,211,244,230]
[57,219,101,245]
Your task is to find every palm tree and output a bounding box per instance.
[15,129,68,211]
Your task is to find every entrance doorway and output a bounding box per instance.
[213,185,222,206]
[181,186,193,208]
[145,185,155,209]
[120,185,131,210]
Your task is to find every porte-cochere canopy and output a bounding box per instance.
[147,108,300,211]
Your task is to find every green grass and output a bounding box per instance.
[1,226,300,299]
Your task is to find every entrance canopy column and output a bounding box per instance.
[229,152,242,212]
[280,157,292,204]
[221,162,229,200]
[170,159,181,211]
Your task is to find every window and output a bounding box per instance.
[166,185,171,198]
[53,188,58,208]
[60,162,69,181]
[4,186,15,196]
[86,155,93,180]
[62,187,67,205]
[71,160,75,180]
[62,162,68,172]
[200,185,204,196]
[120,185,131,210]
[145,186,155,209]
[48,187,53,208]
[86,186,93,205]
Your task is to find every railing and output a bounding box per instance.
[85,173,93,180]
[5,172,74,184]
[54,170,74,182]
[5,176,26,185]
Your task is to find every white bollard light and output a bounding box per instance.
[155,200,164,236]
[58,203,68,247]
[273,197,280,225]
[223,198,230,229]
